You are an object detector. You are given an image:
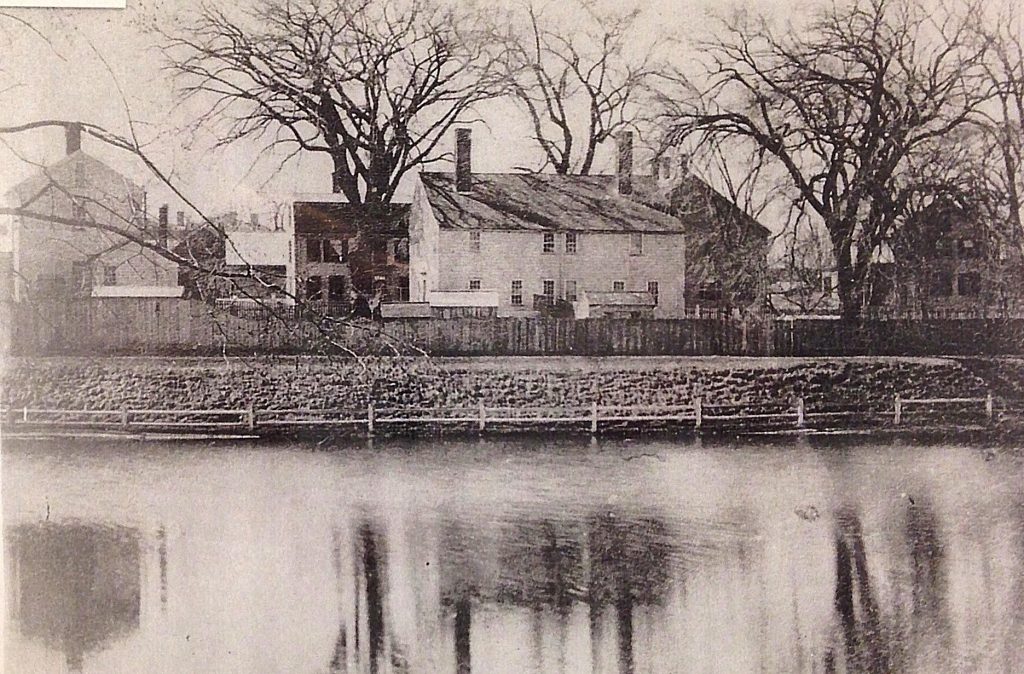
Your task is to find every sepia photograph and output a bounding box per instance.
[0,0,1022,671]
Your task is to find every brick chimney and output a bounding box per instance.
[158,204,169,248]
[616,131,633,195]
[65,123,82,155]
[455,128,472,193]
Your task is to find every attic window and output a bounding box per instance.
[629,233,643,256]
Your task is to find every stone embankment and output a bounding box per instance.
[1,356,1011,413]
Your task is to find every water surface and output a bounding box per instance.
[3,436,1023,673]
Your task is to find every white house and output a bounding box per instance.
[407,129,689,318]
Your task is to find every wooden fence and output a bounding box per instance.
[1,394,1015,439]
[3,299,1024,356]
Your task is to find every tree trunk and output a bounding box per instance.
[835,242,863,321]
[331,154,361,203]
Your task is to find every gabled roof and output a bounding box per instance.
[630,175,772,239]
[419,171,771,238]
[7,150,141,203]
[420,172,685,233]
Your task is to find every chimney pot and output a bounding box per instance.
[455,128,472,193]
[65,123,82,155]
[616,131,634,195]
[158,204,169,248]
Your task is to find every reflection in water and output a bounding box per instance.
[831,508,889,674]
[2,438,1023,673]
[6,523,141,671]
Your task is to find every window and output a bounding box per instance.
[511,279,523,306]
[393,238,409,262]
[306,238,346,263]
[629,232,643,256]
[470,231,481,252]
[306,238,322,263]
[821,274,833,294]
[564,280,578,302]
[71,201,87,224]
[542,232,555,253]
[305,276,323,301]
[103,265,117,286]
[565,232,578,255]
[957,271,981,296]
[542,279,555,299]
[647,280,659,305]
[697,281,723,303]
[958,238,979,259]
[323,239,342,263]
[469,278,481,291]
[71,261,93,292]
[930,270,953,297]
[328,275,347,301]
[613,280,625,292]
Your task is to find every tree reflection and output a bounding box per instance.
[831,508,890,674]
[6,522,141,672]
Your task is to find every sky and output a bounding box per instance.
[0,0,833,224]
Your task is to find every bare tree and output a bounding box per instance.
[661,0,992,319]
[973,3,1024,251]
[498,1,662,175]
[162,0,508,203]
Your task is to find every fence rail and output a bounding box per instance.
[2,394,1015,438]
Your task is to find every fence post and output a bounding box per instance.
[246,404,256,431]
[478,401,486,432]
[121,408,129,429]
[590,402,598,434]
[694,397,703,430]
[894,395,902,426]
[796,397,805,428]
[367,403,375,436]
[985,392,994,423]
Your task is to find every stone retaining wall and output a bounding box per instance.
[0,357,1002,413]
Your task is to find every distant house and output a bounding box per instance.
[632,154,772,313]
[218,229,294,304]
[889,201,1024,315]
[768,266,841,316]
[292,198,410,315]
[3,124,181,301]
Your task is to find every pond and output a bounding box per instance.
[3,436,1023,673]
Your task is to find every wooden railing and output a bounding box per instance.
[0,394,1012,438]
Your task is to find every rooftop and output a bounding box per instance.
[420,172,685,233]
